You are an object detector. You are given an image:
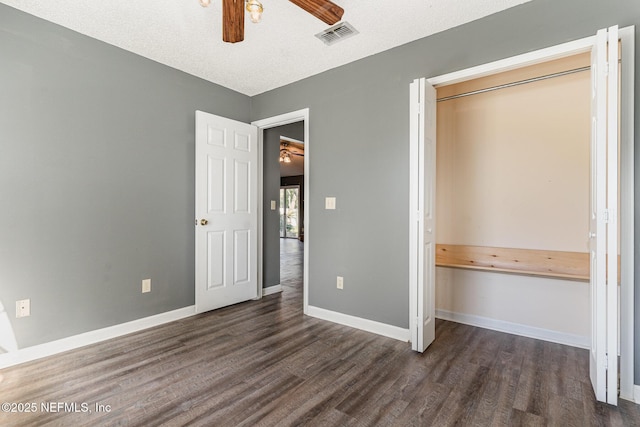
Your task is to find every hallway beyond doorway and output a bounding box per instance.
[280,238,303,306]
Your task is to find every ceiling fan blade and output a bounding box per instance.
[222,0,244,43]
[289,0,344,26]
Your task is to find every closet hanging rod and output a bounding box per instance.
[436,65,591,102]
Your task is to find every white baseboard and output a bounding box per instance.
[436,309,590,349]
[263,285,282,296]
[307,305,410,342]
[0,306,196,370]
[633,385,640,404]
[620,386,637,403]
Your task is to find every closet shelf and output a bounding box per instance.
[435,244,589,281]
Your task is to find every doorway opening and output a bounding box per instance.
[253,109,310,313]
[261,121,304,301]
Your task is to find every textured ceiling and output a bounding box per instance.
[1,0,531,96]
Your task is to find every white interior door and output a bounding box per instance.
[195,110,258,313]
[589,26,619,405]
[410,78,436,352]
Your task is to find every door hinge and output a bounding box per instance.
[604,353,609,370]
[603,209,616,224]
[415,317,420,329]
[604,61,609,76]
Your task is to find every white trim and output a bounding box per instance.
[427,35,595,87]
[256,119,264,295]
[620,385,636,403]
[436,309,590,349]
[0,306,196,369]
[252,108,310,315]
[307,305,410,342]
[632,385,640,404]
[262,284,283,296]
[252,109,309,129]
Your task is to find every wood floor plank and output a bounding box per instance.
[509,408,547,426]
[1,238,639,426]
[470,363,520,426]
[393,380,452,426]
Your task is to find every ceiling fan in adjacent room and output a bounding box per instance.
[280,142,304,163]
[198,0,345,43]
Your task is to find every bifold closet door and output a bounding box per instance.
[409,78,436,353]
[588,25,619,406]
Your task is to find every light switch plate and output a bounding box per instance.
[325,197,336,210]
[142,279,151,293]
[271,200,277,210]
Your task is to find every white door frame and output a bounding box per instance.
[410,27,635,401]
[252,109,310,314]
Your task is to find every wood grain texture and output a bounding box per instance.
[222,0,244,43]
[289,0,344,25]
[436,244,590,281]
[1,238,638,426]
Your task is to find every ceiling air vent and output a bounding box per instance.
[315,21,358,46]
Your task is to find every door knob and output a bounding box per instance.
[200,219,209,226]
[589,232,596,238]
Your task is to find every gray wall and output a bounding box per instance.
[262,122,304,289]
[250,0,640,378]
[263,127,281,289]
[0,4,251,348]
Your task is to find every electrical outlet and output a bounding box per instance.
[16,299,30,318]
[142,279,151,293]
[336,276,344,290]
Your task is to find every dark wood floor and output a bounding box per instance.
[2,238,639,426]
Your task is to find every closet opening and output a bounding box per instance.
[410,25,634,404]
[434,52,593,348]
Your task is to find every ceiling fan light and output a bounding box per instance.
[246,0,263,23]
[283,152,292,163]
[199,0,211,7]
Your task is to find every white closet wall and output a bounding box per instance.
[435,54,591,346]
